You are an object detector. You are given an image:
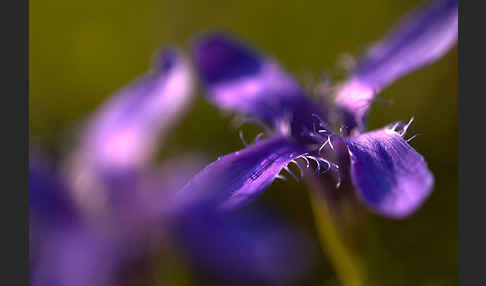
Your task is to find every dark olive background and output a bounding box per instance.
[30,0,457,285]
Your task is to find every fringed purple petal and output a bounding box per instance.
[345,127,434,218]
[193,34,328,138]
[172,137,305,212]
[336,0,458,131]
[173,206,316,286]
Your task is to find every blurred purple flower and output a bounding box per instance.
[30,48,194,286]
[30,48,316,285]
[182,0,457,219]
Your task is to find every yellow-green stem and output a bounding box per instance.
[309,190,365,286]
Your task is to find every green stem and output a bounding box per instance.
[309,189,365,286]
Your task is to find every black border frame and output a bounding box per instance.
[458,0,483,285]
[3,0,29,284]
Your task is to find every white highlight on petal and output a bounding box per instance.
[335,79,375,127]
[209,62,300,115]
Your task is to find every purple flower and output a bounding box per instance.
[182,0,457,219]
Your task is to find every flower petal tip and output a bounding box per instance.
[192,33,262,86]
[346,128,434,219]
[152,48,179,74]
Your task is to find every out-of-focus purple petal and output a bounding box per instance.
[134,154,208,220]
[29,155,115,286]
[30,154,81,285]
[142,155,207,196]
[193,34,328,138]
[173,206,316,286]
[336,0,458,130]
[67,49,194,212]
[29,156,78,225]
[172,137,305,212]
[78,49,194,170]
[31,227,118,286]
[345,127,434,218]
[31,197,162,286]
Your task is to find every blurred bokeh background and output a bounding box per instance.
[30,0,457,285]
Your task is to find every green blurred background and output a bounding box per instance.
[30,0,457,285]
